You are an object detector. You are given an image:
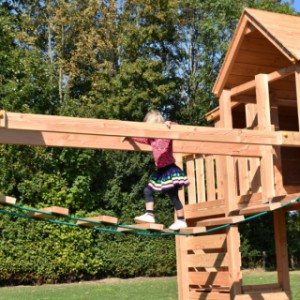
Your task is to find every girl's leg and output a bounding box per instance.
[144,185,155,214]
[167,187,187,230]
[134,186,156,223]
[167,187,185,219]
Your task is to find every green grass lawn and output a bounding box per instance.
[0,270,299,300]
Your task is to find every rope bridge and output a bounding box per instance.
[0,196,299,238]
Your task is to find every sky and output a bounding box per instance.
[284,0,300,12]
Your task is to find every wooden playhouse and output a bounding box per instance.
[175,8,300,300]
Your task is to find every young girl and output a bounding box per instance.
[127,110,190,230]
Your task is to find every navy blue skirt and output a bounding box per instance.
[148,163,190,192]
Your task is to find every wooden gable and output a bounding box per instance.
[213,8,300,98]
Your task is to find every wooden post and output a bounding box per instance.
[255,74,275,199]
[295,66,300,130]
[273,210,291,295]
[270,95,285,195]
[176,235,189,300]
[245,104,261,193]
[256,74,290,297]
[219,90,242,299]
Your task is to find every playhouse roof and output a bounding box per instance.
[213,8,300,98]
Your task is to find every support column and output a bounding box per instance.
[256,74,290,298]
[255,74,275,199]
[219,90,242,299]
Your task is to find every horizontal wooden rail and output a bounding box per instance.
[0,111,285,146]
[0,128,263,157]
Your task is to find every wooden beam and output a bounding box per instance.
[230,64,298,97]
[212,14,249,97]
[0,128,264,157]
[1,111,282,146]
[208,64,300,122]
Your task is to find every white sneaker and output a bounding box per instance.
[169,220,187,230]
[134,213,155,224]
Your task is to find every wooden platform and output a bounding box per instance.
[118,223,164,232]
[196,216,244,227]
[28,206,69,219]
[76,215,118,226]
[0,195,17,205]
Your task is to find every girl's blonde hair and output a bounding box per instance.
[144,110,165,123]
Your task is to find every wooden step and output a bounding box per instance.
[196,216,244,227]
[0,195,17,205]
[118,223,164,232]
[29,206,69,219]
[239,203,281,215]
[76,215,118,226]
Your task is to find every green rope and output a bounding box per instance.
[0,196,299,238]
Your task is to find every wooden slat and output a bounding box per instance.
[195,156,206,202]
[174,153,186,205]
[242,283,281,293]
[117,223,164,232]
[0,195,16,205]
[186,156,197,204]
[234,291,290,300]
[0,110,6,127]
[189,271,230,287]
[189,291,230,300]
[182,234,227,251]
[214,119,225,199]
[237,158,250,195]
[185,200,224,211]
[239,203,281,215]
[205,156,216,201]
[186,253,228,268]
[236,192,263,207]
[196,216,244,227]
[29,206,69,219]
[184,200,225,220]
[76,216,118,226]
